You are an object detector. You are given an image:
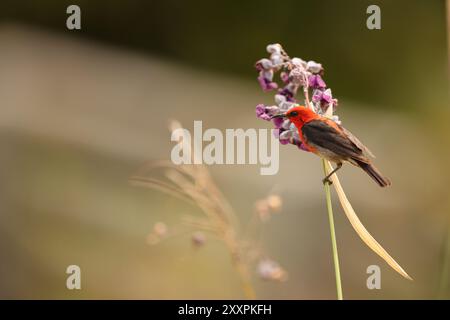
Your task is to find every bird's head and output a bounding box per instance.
[271,105,318,126]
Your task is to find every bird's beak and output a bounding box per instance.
[270,113,287,119]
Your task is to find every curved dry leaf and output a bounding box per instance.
[324,160,412,280]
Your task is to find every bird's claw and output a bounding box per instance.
[322,177,333,185]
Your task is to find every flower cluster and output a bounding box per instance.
[255,44,340,150]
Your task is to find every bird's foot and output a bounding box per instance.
[322,177,333,185]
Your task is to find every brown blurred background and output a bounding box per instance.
[0,0,449,299]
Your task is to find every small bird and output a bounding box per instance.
[272,105,391,187]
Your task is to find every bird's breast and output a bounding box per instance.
[297,126,318,153]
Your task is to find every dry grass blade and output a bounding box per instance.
[129,176,196,206]
[324,160,413,280]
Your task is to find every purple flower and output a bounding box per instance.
[289,67,307,86]
[255,44,340,151]
[280,72,289,84]
[275,94,295,111]
[256,104,282,121]
[272,117,284,128]
[308,74,326,89]
[312,89,337,107]
[278,84,296,102]
[258,75,278,92]
[255,58,278,92]
[256,104,271,121]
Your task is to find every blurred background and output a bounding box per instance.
[0,0,448,299]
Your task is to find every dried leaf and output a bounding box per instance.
[324,160,413,280]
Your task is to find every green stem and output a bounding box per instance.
[322,159,343,300]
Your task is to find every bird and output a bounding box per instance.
[271,105,391,187]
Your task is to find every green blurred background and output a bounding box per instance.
[0,0,448,299]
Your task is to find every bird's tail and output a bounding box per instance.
[354,159,391,187]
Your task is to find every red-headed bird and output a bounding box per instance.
[272,105,391,187]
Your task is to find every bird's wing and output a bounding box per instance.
[338,125,375,158]
[301,119,368,161]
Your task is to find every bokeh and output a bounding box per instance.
[0,0,448,299]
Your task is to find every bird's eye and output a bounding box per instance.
[289,111,298,117]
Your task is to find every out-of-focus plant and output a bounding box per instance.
[255,44,412,299]
[130,120,287,299]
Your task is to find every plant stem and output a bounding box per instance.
[233,258,256,299]
[224,235,256,299]
[322,159,343,300]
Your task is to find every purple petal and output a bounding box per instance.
[308,75,326,89]
[258,75,278,92]
[256,104,266,116]
[322,94,332,104]
[312,91,322,103]
[280,72,289,84]
[256,104,271,121]
[278,87,295,102]
[272,117,284,128]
